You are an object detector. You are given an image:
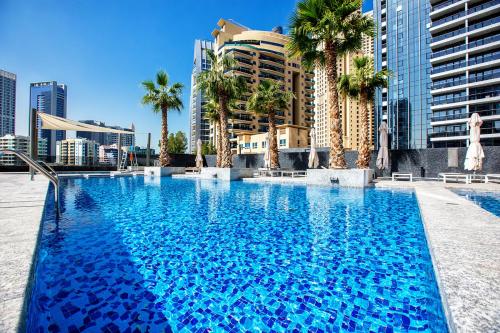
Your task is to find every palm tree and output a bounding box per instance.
[196,50,247,168]
[288,0,374,169]
[141,70,183,167]
[338,56,389,168]
[203,98,222,167]
[247,80,294,169]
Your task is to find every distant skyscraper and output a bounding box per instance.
[56,138,99,166]
[428,0,500,147]
[30,81,67,157]
[76,120,135,147]
[314,11,375,150]
[189,39,214,153]
[0,70,16,136]
[374,0,431,149]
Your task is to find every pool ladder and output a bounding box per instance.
[0,149,60,216]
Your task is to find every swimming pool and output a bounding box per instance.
[27,177,448,332]
[453,189,500,217]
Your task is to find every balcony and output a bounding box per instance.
[432,10,465,28]
[259,54,285,66]
[468,16,500,33]
[258,73,284,82]
[431,0,464,12]
[259,63,285,74]
[431,59,466,75]
[431,27,466,44]
[468,34,500,50]
[305,86,315,91]
[431,44,466,60]
[235,57,253,66]
[305,94,314,99]
[468,0,500,14]
[431,77,467,90]
[468,52,500,67]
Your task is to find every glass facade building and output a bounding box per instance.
[374,0,432,149]
[30,81,67,158]
[189,39,214,153]
[428,0,500,147]
[0,70,16,136]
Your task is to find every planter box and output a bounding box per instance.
[199,167,254,181]
[217,168,254,181]
[144,166,185,177]
[306,168,374,187]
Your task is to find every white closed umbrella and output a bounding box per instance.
[464,113,485,171]
[263,133,271,169]
[376,121,389,170]
[195,138,203,169]
[308,128,319,169]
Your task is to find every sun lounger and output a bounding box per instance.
[392,172,413,182]
[485,174,500,184]
[282,170,307,178]
[185,167,201,174]
[438,173,469,184]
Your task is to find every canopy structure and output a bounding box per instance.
[38,113,133,134]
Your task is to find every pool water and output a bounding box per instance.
[27,177,448,332]
[453,189,500,217]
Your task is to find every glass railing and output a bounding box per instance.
[431,77,467,89]
[259,63,285,73]
[431,60,466,74]
[469,89,500,100]
[432,0,462,12]
[468,16,500,32]
[432,10,465,27]
[235,57,253,66]
[469,71,500,83]
[468,52,500,66]
[431,27,466,43]
[258,73,284,81]
[305,85,315,90]
[432,95,467,105]
[429,130,468,138]
[431,44,466,59]
[468,34,500,49]
[468,0,500,14]
[259,54,285,65]
[430,113,468,122]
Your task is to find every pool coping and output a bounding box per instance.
[401,183,499,332]
[0,174,49,332]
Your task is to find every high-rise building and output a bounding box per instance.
[428,0,500,147]
[30,81,67,158]
[76,121,135,147]
[211,19,315,150]
[0,70,16,136]
[314,11,375,150]
[189,40,214,153]
[0,134,29,165]
[99,144,119,165]
[374,0,431,150]
[56,138,99,166]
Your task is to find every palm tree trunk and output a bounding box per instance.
[218,95,232,168]
[160,108,170,167]
[268,111,280,169]
[215,121,222,167]
[324,40,347,169]
[356,92,371,169]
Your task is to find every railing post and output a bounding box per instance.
[30,108,38,180]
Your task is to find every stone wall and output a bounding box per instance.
[204,146,500,178]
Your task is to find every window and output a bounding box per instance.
[252,142,258,149]
[279,139,286,147]
[262,141,267,148]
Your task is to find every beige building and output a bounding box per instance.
[210,19,314,152]
[56,138,99,166]
[314,11,375,150]
[0,134,29,165]
[236,124,309,154]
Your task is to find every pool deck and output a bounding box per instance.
[0,173,48,332]
[0,173,499,332]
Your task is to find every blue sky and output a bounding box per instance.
[0,0,372,148]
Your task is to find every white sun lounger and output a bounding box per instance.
[392,172,413,182]
[485,174,500,184]
[438,173,469,184]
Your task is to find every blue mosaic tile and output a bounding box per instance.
[453,189,500,217]
[27,177,448,332]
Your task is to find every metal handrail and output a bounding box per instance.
[0,149,60,216]
[37,160,57,177]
